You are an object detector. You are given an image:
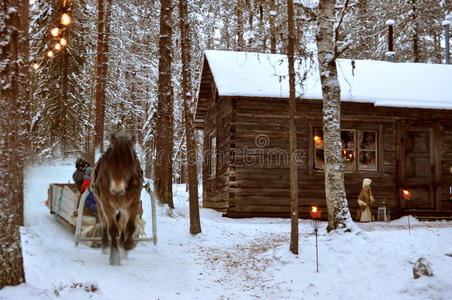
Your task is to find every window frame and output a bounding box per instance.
[209,131,217,177]
[312,127,379,172]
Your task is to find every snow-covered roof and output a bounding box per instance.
[204,50,452,110]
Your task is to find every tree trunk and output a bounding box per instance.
[287,0,299,255]
[0,0,26,287]
[94,0,105,153]
[411,0,419,62]
[179,0,201,234]
[236,0,245,50]
[316,0,354,232]
[155,0,174,208]
[269,0,277,53]
[101,0,112,126]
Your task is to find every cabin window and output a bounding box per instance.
[314,128,377,171]
[209,133,216,176]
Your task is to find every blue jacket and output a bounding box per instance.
[85,192,97,212]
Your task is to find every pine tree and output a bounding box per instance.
[180,0,201,234]
[0,0,27,287]
[287,0,299,254]
[30,0,90,158]
[155,0,175,208]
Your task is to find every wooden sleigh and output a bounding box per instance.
[47,182,157,247]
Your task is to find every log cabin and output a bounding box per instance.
[195,50,452,220]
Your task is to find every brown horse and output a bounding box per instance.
[92,133,143,265]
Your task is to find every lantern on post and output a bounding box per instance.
[310,206,321,272]
[401,189,412,234]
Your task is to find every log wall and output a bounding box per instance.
[201,95,452,219]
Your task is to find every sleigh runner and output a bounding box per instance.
[47,181,157,248]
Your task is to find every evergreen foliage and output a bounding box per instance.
[30,0,92,158]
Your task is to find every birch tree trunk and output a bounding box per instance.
[0,0,26,287]
[155,0,174,208]
[316,0,354,232]
[287,0,299,255]
[180,0,201,235]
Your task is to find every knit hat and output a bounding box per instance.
[85,167,94,176]
[75,157,89,171]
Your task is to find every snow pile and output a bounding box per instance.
[390,215,423,226]
[204,50,452,110]
[0,159,452,299]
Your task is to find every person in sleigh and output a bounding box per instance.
[81,166,98,217]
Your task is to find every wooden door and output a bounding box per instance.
[401,127,436,209]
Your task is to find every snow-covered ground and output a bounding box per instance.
[1,159,452,299]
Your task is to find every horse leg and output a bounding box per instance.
[108,218,120,266]
[123,201,139,251]
[102,202,121,266]
[96,200,110,254]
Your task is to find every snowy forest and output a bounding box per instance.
[1,0,452,298]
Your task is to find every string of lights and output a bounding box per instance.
[33,0,72,71]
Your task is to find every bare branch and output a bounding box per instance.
[333,0,350,58]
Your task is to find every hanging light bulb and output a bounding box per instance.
[59,37,67,46]
[55,43,62,51]
[51,27,61,37]
[47,50,54,58]
[33,63,40,70]
[61,13,71,26]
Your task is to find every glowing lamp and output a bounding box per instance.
[401,189,411,200]
[59,37,67,46]
[32,63,39,70]
[47,50,54,58]
[310,206,321,219]
[61,13,71,25]
[50,27,61,37]
[55,43,62,51]
[314,135,323,146]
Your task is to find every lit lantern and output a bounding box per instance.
[50,27,61,37]
[314,136,323,148]
[47,50,54,58]
[59,37,67,46]
[32,63,39,70]
[55,43,62,51]
[61,13,71,26]
[401,189,411,200]
[310,206,321,219]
